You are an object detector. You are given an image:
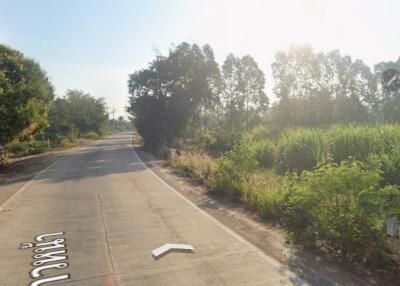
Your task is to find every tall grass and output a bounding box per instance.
[275,124,400,176]
[170,152,216,186]
[275,128,325,174]
[327,125,400,162]
[170,123,400,271]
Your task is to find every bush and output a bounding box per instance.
[254,140,275,168]
[0,146,7,168]
[83,131,99,140]
[220,125,276,171]
[209,157,243,199]
[240,170,286,219]
[192,128,215,151]
[226,142,259,171]
[9,139,49,157]
[283,160,400,266]
[209,130,239,155]
[170,124,400,270]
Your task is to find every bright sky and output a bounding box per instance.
[1,0,399,117]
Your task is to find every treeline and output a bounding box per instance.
[128,42,400,153]
[127,42,267,151]
[271,45,400,126]
[0,44,110,161]
[109,116,134,132]
[128,42,400,272]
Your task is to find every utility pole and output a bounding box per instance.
[112,107,115,129]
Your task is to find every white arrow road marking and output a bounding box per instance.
[152,243,194,258]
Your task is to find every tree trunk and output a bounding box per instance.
[246,96,249,130]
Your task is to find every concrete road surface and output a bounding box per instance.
[0,133,308,286]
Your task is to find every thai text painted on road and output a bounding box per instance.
[19,231,70,286]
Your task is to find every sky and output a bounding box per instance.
[1,0,399,117]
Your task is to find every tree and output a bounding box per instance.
[271,45,374,126]
[108,116,132,132]
[47,97,75,135]
[240,55,268,129]
[374,58,400,122]
[199,44,224,128]
[47,90,107,137]
[222,54,267,132]
[0,44,54,149]
[127,42,222,151]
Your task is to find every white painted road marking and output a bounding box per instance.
[131,147,309,285]
[152,243,195,258]
[19,232,70,286]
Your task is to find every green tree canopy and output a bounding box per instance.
[271,45,375,126]
[222,54,267,132]
[0,44,54,147]
[127,42,222,150]
[374,58,400,122]
[48,89,107,137]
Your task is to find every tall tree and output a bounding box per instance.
[48,90,107,137]
[200,44,224,128]
[127,42,222,150]
[222,54,267,132]
[271,45,374,126]
[374,58,400,122]
[0,44,54,149]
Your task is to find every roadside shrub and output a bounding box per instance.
[0,147,7,168]
[209,131,239,155]
[254,140,275,168]
[240,170,286,219]
[169,123,400,270]
[276,129,325,174]
[238,126,276,169]
[9,139,49,157]
[284,160,400,266]
[209,157,243,199]
[83,131,99,140]
[226,141,259,171]
[192,128,215,151]
[154,144,170,159]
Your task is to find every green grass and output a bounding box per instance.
[170,123,400,271]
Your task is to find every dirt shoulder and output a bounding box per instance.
[134,146,395,286]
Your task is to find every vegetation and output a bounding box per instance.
[284,160,400,267]
[0,44,110,161]
[222,54,268,133]
[128,42,400,272]
[109,116,133,132]
[0,44,54,151]
[173,126,400,270]
[127,43,223,151]
[2,38,400,273]
[48,89,107,138]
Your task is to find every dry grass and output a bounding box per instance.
[170,152,216,185]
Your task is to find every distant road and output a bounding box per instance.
[0,133,306,285]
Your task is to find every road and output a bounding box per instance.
[0,133,307,286]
